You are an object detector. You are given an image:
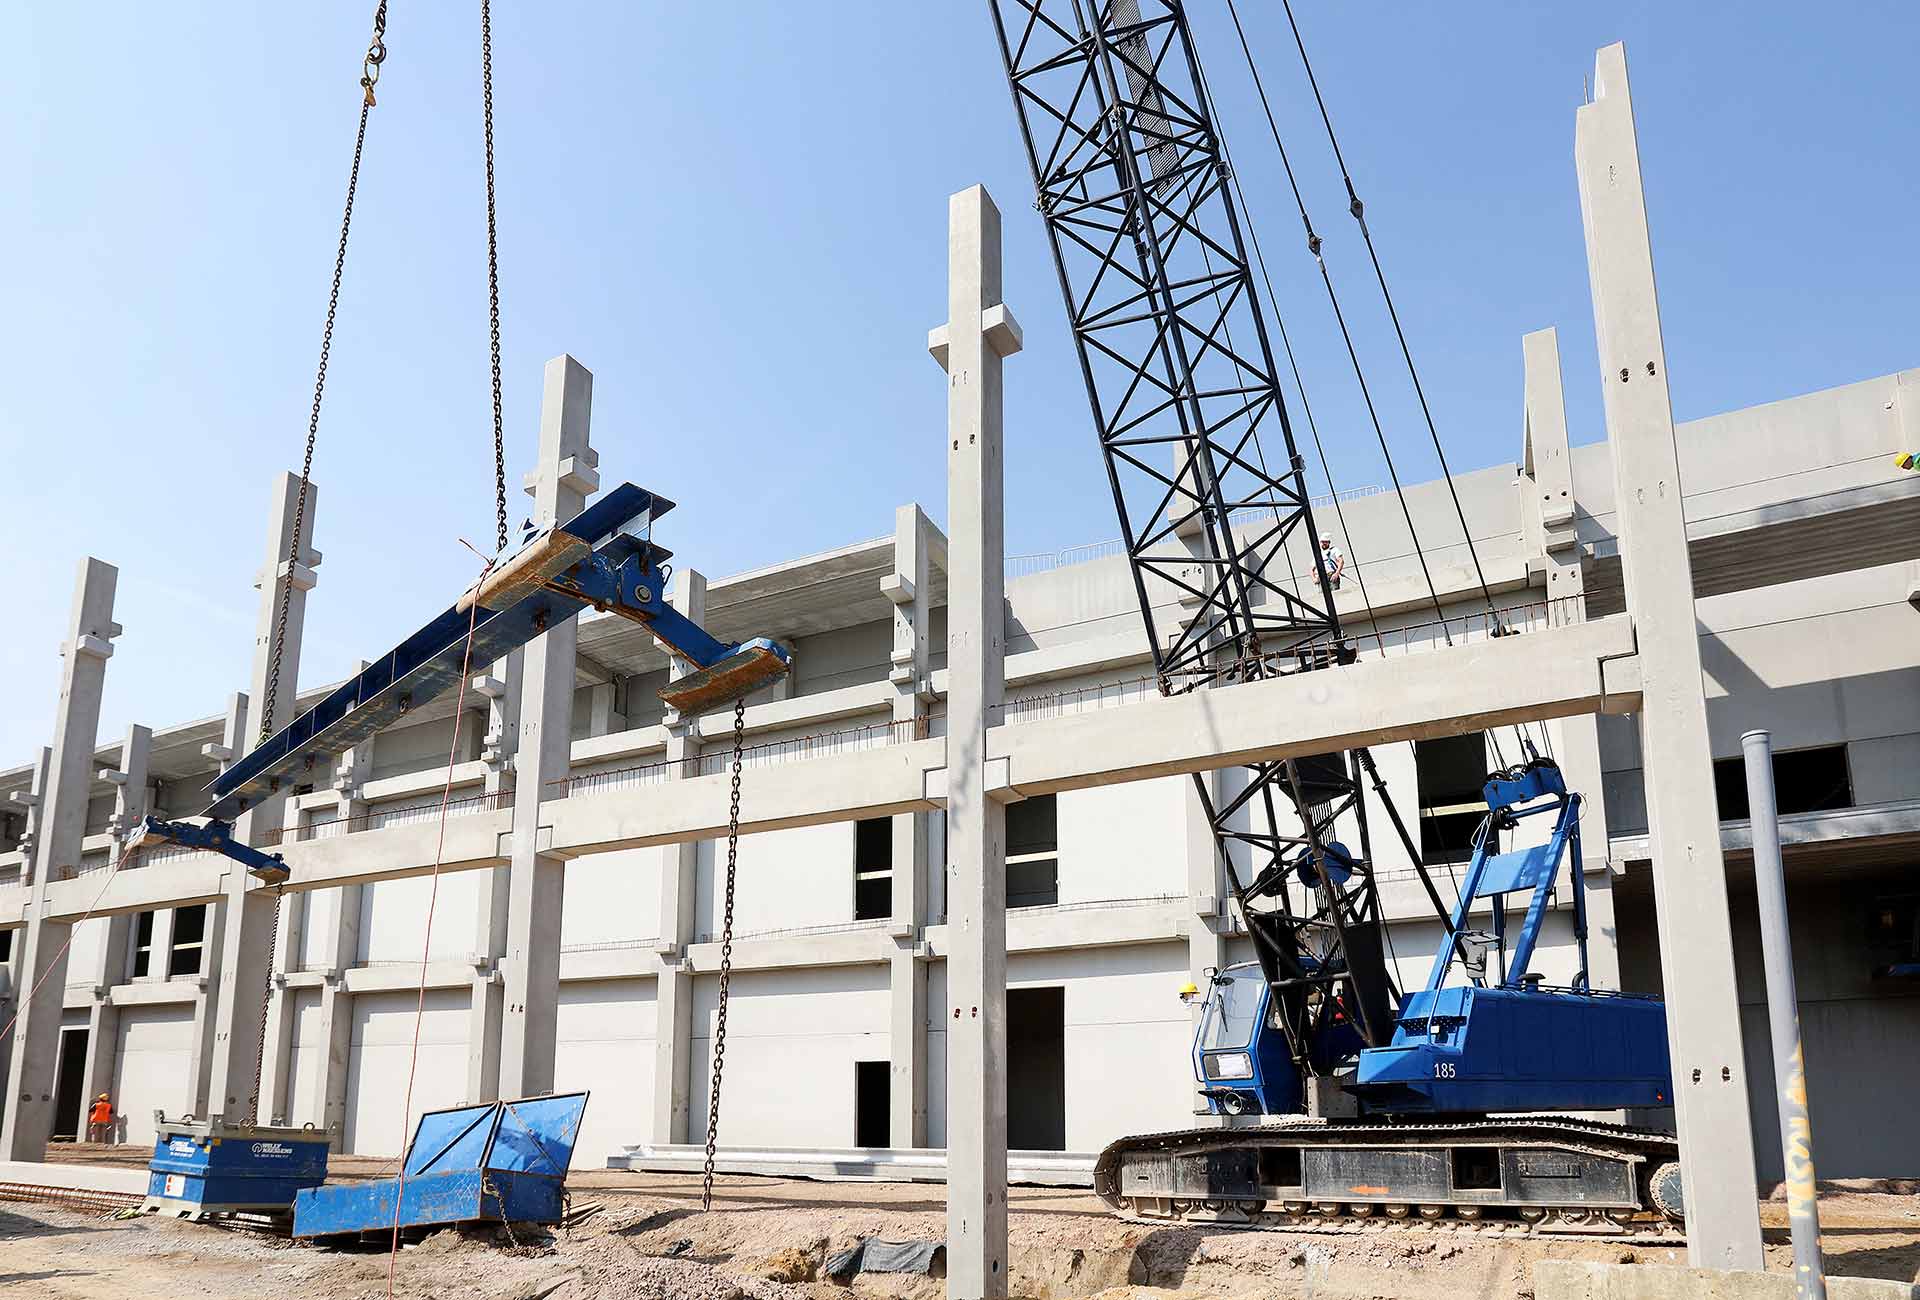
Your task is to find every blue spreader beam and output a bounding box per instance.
[131,481,790,884]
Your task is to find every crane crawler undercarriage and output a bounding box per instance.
[1098,1117,1686,1240]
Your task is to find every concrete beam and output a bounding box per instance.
[1576,41,1762,1268]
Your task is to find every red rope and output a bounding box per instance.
[386,559,490,1296]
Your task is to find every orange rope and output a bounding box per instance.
[386,557,491,1296]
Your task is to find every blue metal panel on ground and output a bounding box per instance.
[1351,986,1672,1113]
[143,1119,332,1216]
[292,1093,587,1240]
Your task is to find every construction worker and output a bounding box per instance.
[1318,532,1346,591]
[86,1093,114,1144]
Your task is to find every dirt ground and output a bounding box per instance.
[4,1147,1915,1300]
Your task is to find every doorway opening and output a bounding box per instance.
[53,1026,88,1142]
[1008,986,1066,1151]
[855,1060,890,1148]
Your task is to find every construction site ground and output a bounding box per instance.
[2,1146,1914,1300]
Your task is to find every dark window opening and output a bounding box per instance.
[0,927,13,963]
[1713,745,1852,822]
[1008,987,1066,1150]
[855,1060,890,1148]
[854,818,893,921]
[168,904,207,978]
[130,910,154,978]
[1007,795,1059,909]
[1452,1147,1502,1191]
[1416,733,1488,865]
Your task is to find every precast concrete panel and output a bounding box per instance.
[553,977,657,1169]
[1056,777,1187,905]
[928,945,1200,1152]
[67,917,108,982]
[560,849,663,948]
[694,821,857,940]
[112,1005,194,1146]
[790,621,892,695]
[356,873,486,964]
[1007,944,1203,1151]
[688,965,889,1147]
[344,987,470,1157]
[299,889,342,969]
[283,988,321,1126]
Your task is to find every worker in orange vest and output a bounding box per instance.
[86,1093,114,1144]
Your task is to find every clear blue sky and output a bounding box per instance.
[2,3,1913,764]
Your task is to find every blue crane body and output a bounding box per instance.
[127,482,791,884]
[1108,759,1685,1228]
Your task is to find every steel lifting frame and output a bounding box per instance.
[126,482,790,883]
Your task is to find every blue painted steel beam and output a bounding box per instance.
[197,483,788,824]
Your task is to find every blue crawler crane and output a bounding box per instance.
[1098,757,1686,1233]
[128,484,789,1223]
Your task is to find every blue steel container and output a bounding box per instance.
[145,1115,333,1217]
[294,1092,589,1240]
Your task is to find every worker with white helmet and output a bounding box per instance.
[1317,532,1345,591]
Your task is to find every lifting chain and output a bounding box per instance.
[701,697,747,1210]
[480,0,508,554]
[260,0,389,742]
[246,0,390,1129]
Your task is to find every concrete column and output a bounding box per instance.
[78,725,151,1126]
[208,472,320,1123]
[0,748,52,1100]
[497,355,598,1100]
[1,557,120,1159]
[466,651,520,1103]
[185,691,247,1113]
[652,568,705,1144]
[254,798,308,1123]
[1575,42,1762,1269]
[930,184,1021,1300]
[884,506,937,1147]
[1522,328,1620,988]
[1183,772,1227,1009]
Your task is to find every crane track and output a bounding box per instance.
[1110,1203,1686,1246]
[1097,1115,1684,1244]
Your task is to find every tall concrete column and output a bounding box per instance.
[1,557,120,1158]
[208,472,320,1123]
[78,725,151,1124]
[0,747,52,1101]
[652,567,706,1143]
[294,739,368,1135]
[497,355,598,1099]
[1522,327,1620,991]
[255,796,307,1123]
[187,691,247,1113]
[1575,42,1762,1268]
[930,184,1021,1299]
[883,506,937,1146]
[466,651,520,1103]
